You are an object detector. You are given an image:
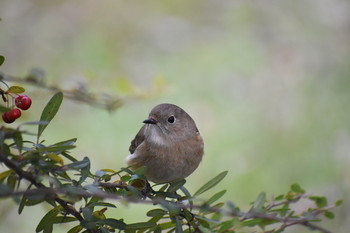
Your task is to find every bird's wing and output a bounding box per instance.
[129,125,146,154]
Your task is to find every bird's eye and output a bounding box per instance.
[167,116,175,124]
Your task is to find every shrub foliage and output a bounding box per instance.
[0,58,341,233]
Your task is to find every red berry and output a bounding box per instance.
[8,108,21,119]
[2,112,15,123]
[15,94,32,110]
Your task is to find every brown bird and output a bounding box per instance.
[126,103,204,183]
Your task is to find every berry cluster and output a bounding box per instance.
[2,94,32,123]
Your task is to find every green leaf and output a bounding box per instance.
[25,190,48,205]
[36,208,58,232]
[66,157,90,170]
[0,105,10,113]
[53,138,77,147]
[206,190,227,206]
[258,218,279,229]
[34,145,75,153]
[43,223,53,233]
[97,218,126,230]
[7,173,17,190]
[251,192,266,212]
[0,55,4,66]
[195,217,210,229]
[324,210,335,219]
[193,171,228,196]
[87,201,117,208]
[159,200,181,215]
[147,208,167,217]
[47,153,64,165]
[0,170,12,181]
[18,184,33,214]
[148,215,164,224]
[52,216,78,224]
[290,183,305,194]
[37,92,63,140]
[61,152,78,162]
[335,200,343,206]
[133,165,147,176]
[125,222,157,230]
[13,131,23,152]
[167,179,186,192]
[82,207,94,221]
[159,222,175,230]
[67,225,83,233]
[309,196,328,208]
[7,86,25,94]
[275,194,284,201]
[241,218,263,227]
[218,219,235,232]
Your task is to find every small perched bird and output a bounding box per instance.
[126,103,204,183]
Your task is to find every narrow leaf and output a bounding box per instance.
[34,145,75,153]
[61,152,77,162]
[194,171,228,196]
[97,218,126,230]
[251,192,266,212]
[18,184,33,214]
[0,105,10,113]
[291,183,305,194]
[47,153,64,165]
[0,170,12,181]
[100,168,116,173]
[159,222,175,230]
[309,196,328,208]
[43,223,53,233]
[324,210,335,219]
[36,208,58,232]
[87,201,117,208]
[13,131,23,152]
[167,179,186,192]
[335,200,343,206]
[82,207,93,221]
[206,190,227,206]
[241,218,263,227]
[38,92,63,139]
[125,222,156,230]
[52,138,77,147]
[67,225,83,233]
[7,86,25,94]
[147,209,167,217]
[66,157,90,169]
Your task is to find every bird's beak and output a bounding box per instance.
[143,117,157,124]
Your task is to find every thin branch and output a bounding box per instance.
[0,73,123,112]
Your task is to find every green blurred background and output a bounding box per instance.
[0,0,349,232]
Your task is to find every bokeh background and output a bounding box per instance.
[0,0,349,232]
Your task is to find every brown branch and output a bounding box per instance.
[0,73,123,112]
